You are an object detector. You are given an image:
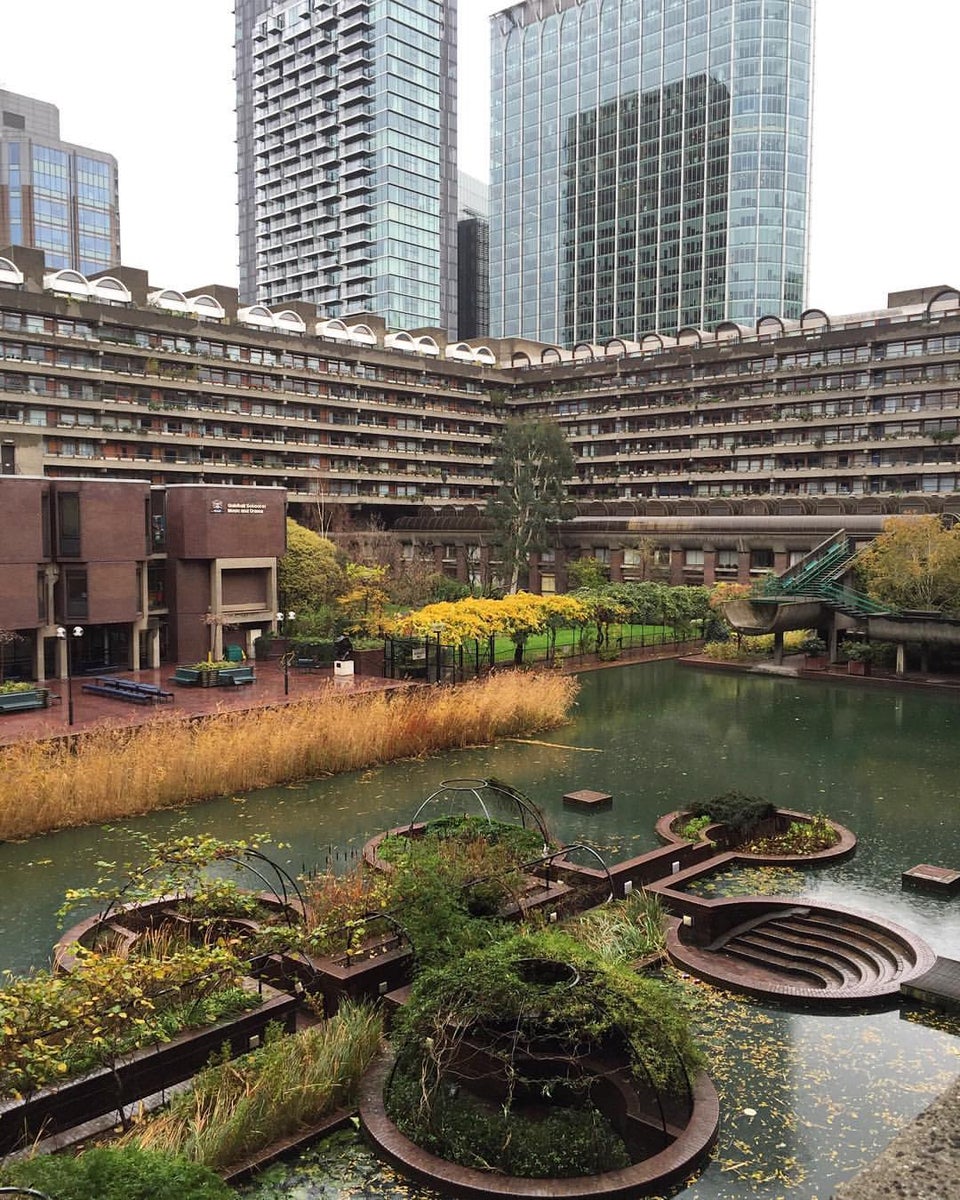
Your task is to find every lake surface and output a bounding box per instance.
[3,660,960,1198]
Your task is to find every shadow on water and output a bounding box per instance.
[3,661,960,1199]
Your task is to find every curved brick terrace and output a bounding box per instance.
[664,900,936,1009]
[359,1053,720,1200]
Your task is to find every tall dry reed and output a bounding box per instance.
[0,672,578,842]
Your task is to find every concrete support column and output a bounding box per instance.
[773,629,784,665]
[131,624,140,671]
[35,633,46,684]
[455,545,468,583]
[737,550,752,585]
[150,627,161,669]
[56,635,68,681]
[609,549,624,583]
[774,549,789,575]
[702,548,717,587]
[827,620,840,664]
[669,547,684,585]
[896,643,906,677]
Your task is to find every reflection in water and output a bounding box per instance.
[2,662,960,1197]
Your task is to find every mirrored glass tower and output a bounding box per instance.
[490,0,814,344]
[236,0,458,333]
[0,90,120,275]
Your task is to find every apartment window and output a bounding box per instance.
[64,568,88,619]
[57,491,81,556]
[684,549,704,567]
[750,548,775,571]
[717,549,739,569]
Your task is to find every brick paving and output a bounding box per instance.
[0,660,405,747]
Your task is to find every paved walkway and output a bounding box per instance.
[0,661,403,747]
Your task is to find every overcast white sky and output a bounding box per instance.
[2,1,958,318]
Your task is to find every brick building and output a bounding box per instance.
[0,476,285,681]
[1,244,959,604]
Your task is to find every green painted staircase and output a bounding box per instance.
[758,531,896,618]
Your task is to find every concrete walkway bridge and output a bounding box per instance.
[722,529,960,671]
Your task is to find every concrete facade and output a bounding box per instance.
[1,246,960,595]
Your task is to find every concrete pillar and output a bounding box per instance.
[35,633,46,684]
[702,548,717,586]
[896,643,906,677]
[150,627,161,669]
[669,547,684,585]
[773,629,784,665]
[131,625,140,671]
[774,549,789,575]
[737,550,752,585]
[609,549,624,583]
[827,620,840,664]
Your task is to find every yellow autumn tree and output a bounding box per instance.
[857,515,960,613]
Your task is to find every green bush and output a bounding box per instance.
[677,814,713,842]
[688,791,777,844]
[0,1146,232,1200]
[0,680,34,694]
[387,929,704,1177]
[386,1066,630,1177]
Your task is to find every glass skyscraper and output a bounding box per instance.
[490,0,813,345]
[236,0,458,333]
[0,90,119,275]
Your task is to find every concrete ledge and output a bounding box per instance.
[833,1074,960,1199]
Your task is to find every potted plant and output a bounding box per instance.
[800,634,829,670]
[0,679,49,713]
[844,641,873,676]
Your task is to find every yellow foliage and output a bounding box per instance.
[385,592,590,647]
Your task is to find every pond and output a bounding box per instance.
[3,661,960,1198]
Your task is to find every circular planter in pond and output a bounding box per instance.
[361,1052,719,1200]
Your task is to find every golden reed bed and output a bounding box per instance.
[0,672,578,842]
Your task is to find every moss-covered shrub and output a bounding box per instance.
[385,929,704,1178]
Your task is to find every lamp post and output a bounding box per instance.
[56,625,83,726]
[430,621,443,684]
[277,610,296,695]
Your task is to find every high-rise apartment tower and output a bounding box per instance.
[0,90,120,275]
[490,0,814,345]
[236,0,458,333]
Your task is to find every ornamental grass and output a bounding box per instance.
[0,671,578,842]
[128,1001,382,1170]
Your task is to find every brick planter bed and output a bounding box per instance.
[0,981,296,1155]
[653,807,857,865]
[359,1052,720,1200]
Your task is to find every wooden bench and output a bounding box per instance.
[81,677,174,705]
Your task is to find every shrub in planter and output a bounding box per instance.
[688,791,777,845]
[385,930,704,1178]
[0,680,34,694]
[843,641,874,663]
[0,1146,232,1200]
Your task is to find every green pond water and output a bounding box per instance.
[3,660,960,1198]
